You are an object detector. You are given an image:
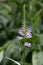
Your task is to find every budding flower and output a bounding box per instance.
[24,42,31,47]
[17,36,23,40]
[26,28,32,38]
[17,28,32,40]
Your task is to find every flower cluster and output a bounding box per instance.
[17,28,32,47]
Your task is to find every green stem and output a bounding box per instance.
[18,41,23,65]
[23,4,26,33]
[22,4,26,65]
[23,45,26,65]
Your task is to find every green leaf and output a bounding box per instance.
[6,57,21,65]
[37,51,43,65]
[0,51,4,63]
[39,34,43,46]
[32,15,40,31]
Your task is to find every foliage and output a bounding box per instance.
[0,0,43,65]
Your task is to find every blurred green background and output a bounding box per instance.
[0,0,43,65]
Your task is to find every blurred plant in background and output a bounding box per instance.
[0,0,43,65]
